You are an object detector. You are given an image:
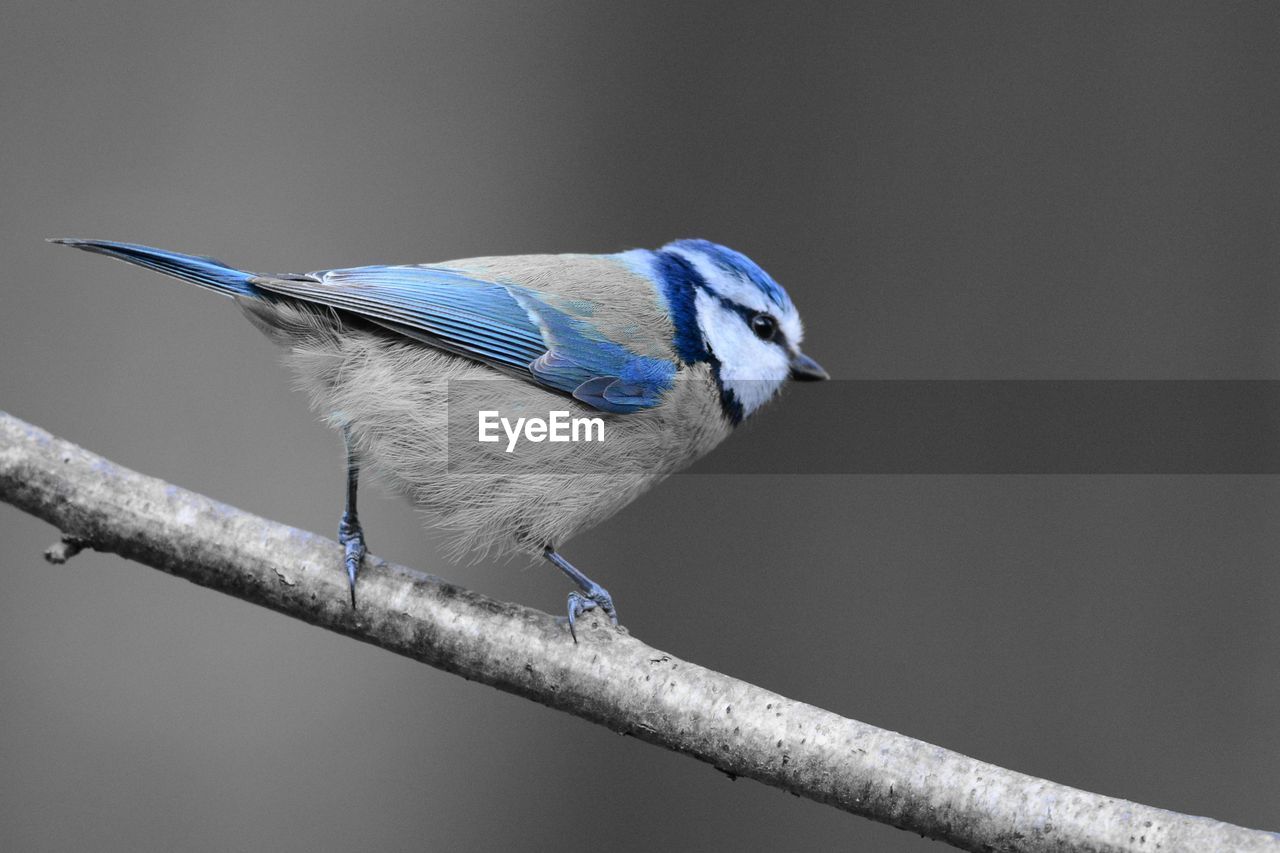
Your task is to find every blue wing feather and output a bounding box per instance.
[252,264,675,413]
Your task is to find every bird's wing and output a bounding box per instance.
[251,264,676,414]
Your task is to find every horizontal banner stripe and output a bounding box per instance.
[444,381,1280,474]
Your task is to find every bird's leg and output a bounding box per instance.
[337,426,366,609]
[543,546,617,642]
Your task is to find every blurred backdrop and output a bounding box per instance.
[2,2,1278,850]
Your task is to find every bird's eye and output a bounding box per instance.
[750,313,778,341]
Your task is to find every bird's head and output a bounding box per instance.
[640,239,827,423]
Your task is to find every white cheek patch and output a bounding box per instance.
[695,290,790,417]
[723,368,790,417]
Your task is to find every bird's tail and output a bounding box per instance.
[50,238,261,298]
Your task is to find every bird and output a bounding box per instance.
[52,237,828,638]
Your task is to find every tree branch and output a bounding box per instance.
[0,410,1274,853]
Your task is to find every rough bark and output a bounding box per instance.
[0,410,1275,852]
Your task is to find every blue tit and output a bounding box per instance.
[52,237,827,638]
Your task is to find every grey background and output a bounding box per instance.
[2,2,1278,850]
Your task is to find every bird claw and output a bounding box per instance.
[566,584,617,643]
[338,512,366,609]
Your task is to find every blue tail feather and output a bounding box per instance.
[50,238,260,298]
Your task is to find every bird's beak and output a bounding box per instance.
[789,351,829,381]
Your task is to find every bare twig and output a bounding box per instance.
[0,410,1274,853]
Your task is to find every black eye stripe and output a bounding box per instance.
[707,292,786,345]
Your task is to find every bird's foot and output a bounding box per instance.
[566,582,617,643]
[543,547,618,643]
[337,511,366,609]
